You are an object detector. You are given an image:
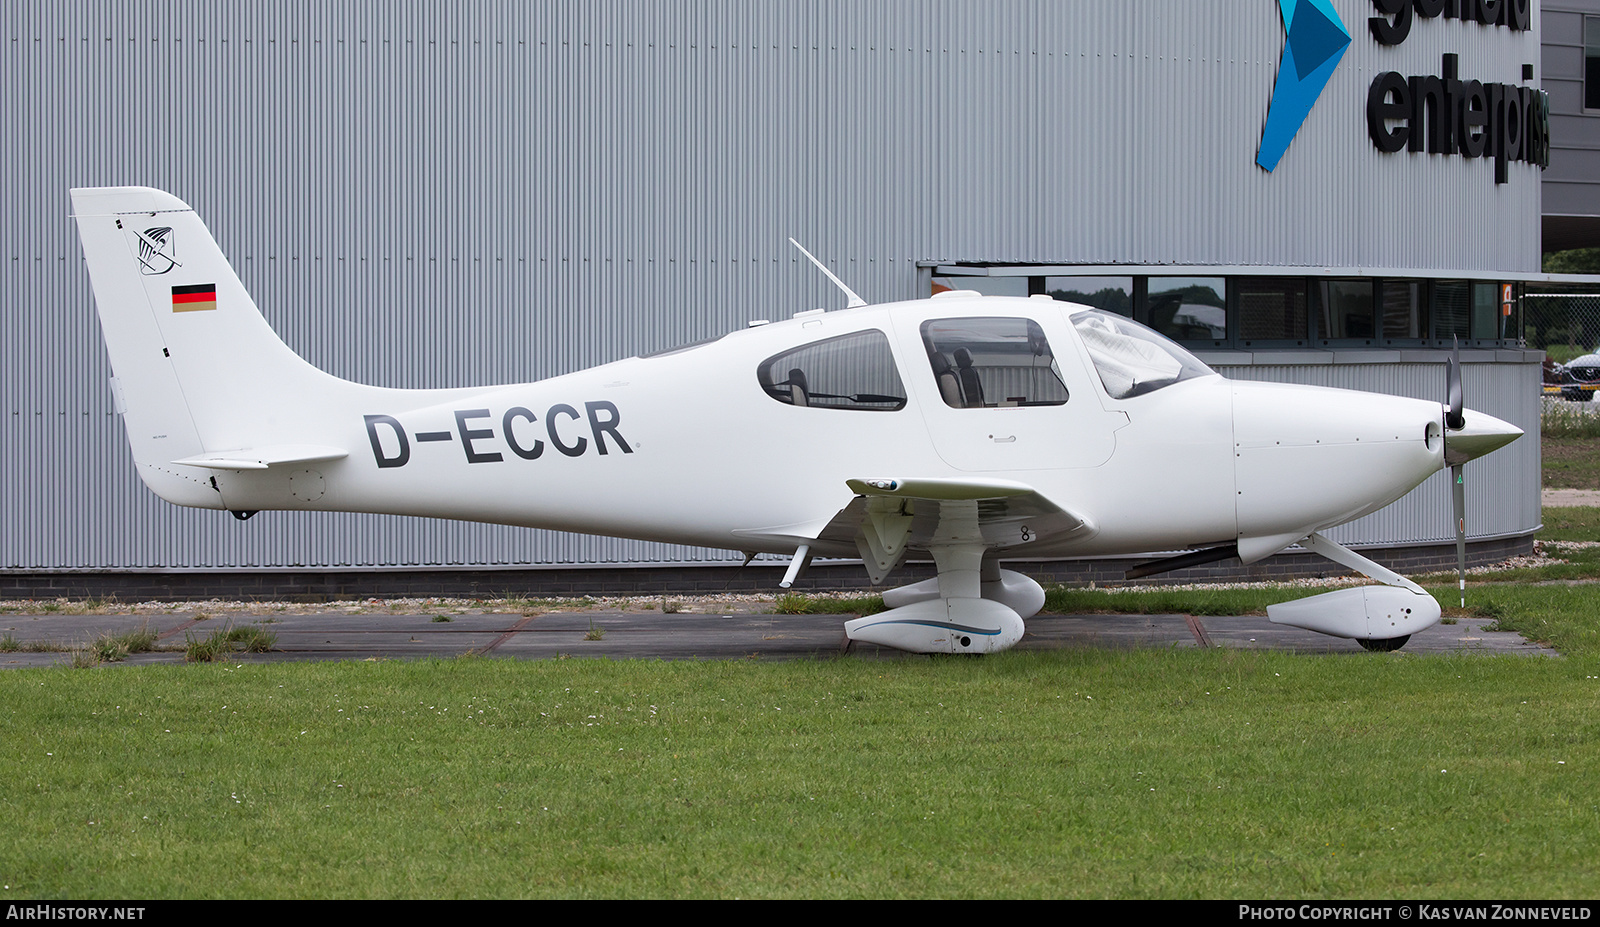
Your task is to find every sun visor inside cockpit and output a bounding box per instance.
[1070,309,1216,399]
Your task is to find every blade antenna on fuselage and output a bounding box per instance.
[788,238,867,309]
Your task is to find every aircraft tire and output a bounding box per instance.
[1358,635,1411,652]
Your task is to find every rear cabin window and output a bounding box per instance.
[757,330,907,411]
[920,317,1069,408]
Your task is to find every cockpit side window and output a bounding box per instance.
[920,317,1069,408]
[756,330,907,411]
[1070,308,1216,399]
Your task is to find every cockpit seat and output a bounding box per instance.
[954,347,984,408]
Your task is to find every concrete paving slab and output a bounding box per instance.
[1192,615,1547,654]
[1016,614,1201,650]
[0,613,197,644]
[0,607,1560,665]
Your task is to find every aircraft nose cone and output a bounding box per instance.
[1443,407,1523,466]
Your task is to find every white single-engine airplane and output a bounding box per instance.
[72,186,1523,654]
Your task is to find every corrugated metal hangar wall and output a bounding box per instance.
[2,1,1545,572]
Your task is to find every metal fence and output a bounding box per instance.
[1526,293,1600,362]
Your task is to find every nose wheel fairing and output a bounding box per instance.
[1264,532,1441,648]
[1267,584,1440,642]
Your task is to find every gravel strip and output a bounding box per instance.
[0,549,1575,615]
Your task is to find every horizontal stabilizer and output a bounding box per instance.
[171,445,349,471]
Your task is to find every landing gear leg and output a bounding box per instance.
[880,554,1045,619]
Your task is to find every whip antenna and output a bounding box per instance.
[788,238,867,309]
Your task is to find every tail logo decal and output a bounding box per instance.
[171,283,218,312]
[136,227,179,275]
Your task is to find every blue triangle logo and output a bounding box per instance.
[1289,0,1348,79]
[1258,0,1350,172]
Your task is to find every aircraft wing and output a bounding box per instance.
[812,477,1097,583]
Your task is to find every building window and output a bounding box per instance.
[1045,276,1133,316]
[1317,279,1376,342]
[1148,277,1227,343]
[1501,282,1523,343]
[931,275,1028,298]
[1433,280,1471,342]
[1471,282,1501,341]
[971,270,1520,348]
[1380,279,1427,341]
[757,330,906,411]
[1237,277,1309,345]
[1587,15,1600,110]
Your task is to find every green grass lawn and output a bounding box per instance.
[1543,437,1600,489]
[1540,399,1600,488]
[1,650,1596,899]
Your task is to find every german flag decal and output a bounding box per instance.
[171,283,217,312]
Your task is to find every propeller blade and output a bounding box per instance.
[1452,463,1467,608]
[1446,336,1465,430]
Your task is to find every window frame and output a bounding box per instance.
[1586,14,1600,111]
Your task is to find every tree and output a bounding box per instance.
[1543,249,1600,274]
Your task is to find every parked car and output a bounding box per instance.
[1558,353,1600,401]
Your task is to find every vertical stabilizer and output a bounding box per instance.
[71,187,343,508]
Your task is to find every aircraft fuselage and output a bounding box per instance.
[205,294,1446,566]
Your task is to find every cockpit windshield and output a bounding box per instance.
[1070,309,1216,399]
